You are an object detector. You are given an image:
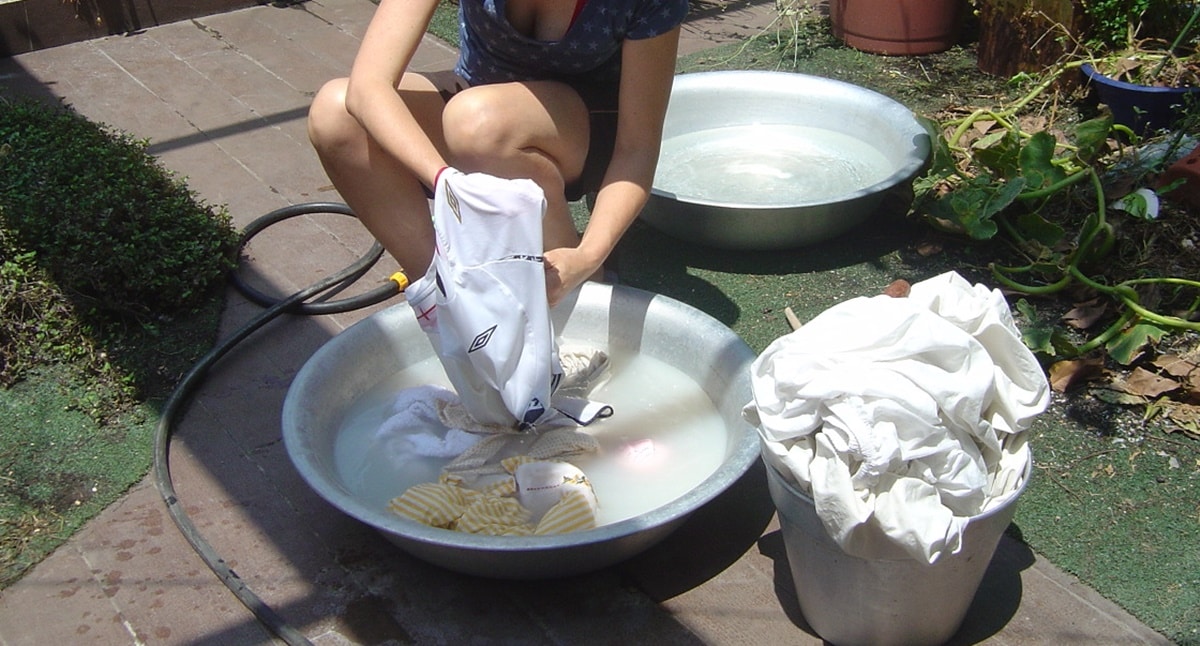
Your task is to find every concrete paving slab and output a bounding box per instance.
[0,0,1179,644]
[0,539,138,644]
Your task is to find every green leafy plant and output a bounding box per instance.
[913,66,1200,365]
[1081,0,1190,50]
[1085,2,1200,87]
[0,228,105,388]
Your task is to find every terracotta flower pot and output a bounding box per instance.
[1156,143,1200,209]
[829,0,965,56]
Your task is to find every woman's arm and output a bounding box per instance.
[344,0,448,190]
[545,26,681,304]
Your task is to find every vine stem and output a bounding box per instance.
[1068,266,1200,332]
[946,63,1078,146]
[1017,167,1093,201]
[1074,309,1138,355]
[1071,170,1113,264]
[990,264,1072,295]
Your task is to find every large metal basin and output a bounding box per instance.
[643,70,930,250]
[282,283,759,579]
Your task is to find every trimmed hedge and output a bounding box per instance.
[0,98,238,318]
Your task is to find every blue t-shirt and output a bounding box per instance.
[455,0,689,109]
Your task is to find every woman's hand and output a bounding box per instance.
[543,246,602,307]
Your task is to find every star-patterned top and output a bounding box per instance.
[455,0,689,108]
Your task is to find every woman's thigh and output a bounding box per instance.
[310,70,457,163]
[440,80,591,184]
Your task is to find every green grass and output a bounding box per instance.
[429,0,460,45]
[1019,406,1200,643]
[0,364,157,585]
[0,292,224,589]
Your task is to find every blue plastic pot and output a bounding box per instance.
[1082,63,1200,135]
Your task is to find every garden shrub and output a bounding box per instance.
[0,98,239,318]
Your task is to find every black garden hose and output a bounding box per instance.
[229,201,402,315]
[153,203,406,646]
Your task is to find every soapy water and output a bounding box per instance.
[655,124,894,205]
[333,350,729,527]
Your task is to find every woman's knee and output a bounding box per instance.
[442,83,588,173]
[440,88,514,166]
[307,78,358,153]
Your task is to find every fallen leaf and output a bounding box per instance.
[1181,345,1200,364]
[1154,354,1193,374]
[971,119,997,136]
[1063,300,1107,329]
[1113,367,1180,398]
[1153,354,1200,386]
[915,240,943,257]
[1048,357,1106,392]
[1154,400,1200,440]
[1160,400,1200,424]
[1018,114,1048,133]
[1106,320,1167,366]
[1166,424,1200,441]
[1092,387,1147,406]
[883,279,911,298]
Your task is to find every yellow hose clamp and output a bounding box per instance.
[390,271,410,292]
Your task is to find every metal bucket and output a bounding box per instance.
[764,446,1031,645]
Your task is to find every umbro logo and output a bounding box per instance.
[445,183,462,222]
[468,325,497,353]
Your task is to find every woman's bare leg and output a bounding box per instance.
[307,72,454,279]
[440,81,591,253]
[311,75,597,285]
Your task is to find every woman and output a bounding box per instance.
[307,0,688,306]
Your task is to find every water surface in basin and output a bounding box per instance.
[656,124,894,204]
[332,350,728,527]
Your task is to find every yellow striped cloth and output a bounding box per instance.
[534,489,597,535]
[387,458,598,535]
[387,480,478,528]
[457,496,534,535]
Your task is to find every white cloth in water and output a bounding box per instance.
[406,167,562,428]
[377,380,610,470]
[514,460,598,525]
[557,346,612,395]
[373,385,483,460]
[744,271,1049,564]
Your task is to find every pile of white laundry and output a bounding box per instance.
[744,271,1050,563]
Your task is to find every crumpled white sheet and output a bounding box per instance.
[743,271,1049,563]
